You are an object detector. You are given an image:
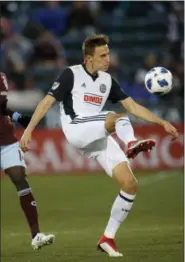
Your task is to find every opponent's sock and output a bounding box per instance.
[104,190,136,239]
[115,117,136,146]
[18,188,40,238]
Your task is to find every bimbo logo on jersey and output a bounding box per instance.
[84,94,103,105]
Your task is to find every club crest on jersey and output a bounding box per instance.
[99,84,106,93]
[84,94,103,105]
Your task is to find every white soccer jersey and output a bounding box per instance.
[48,64,128,125]
[48,64,129,175]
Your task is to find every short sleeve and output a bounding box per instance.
[48,68,74,102]
[108,77,129,103]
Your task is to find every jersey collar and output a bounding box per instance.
[82,64,98,81]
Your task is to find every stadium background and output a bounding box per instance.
[1,1,184,173]
[1,1,184,262]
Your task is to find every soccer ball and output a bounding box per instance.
[145,67,173,95]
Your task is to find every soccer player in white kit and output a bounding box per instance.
[20,34,178,257]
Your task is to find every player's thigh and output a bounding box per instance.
[95,136,129,177]
[95,137,137,191]
[0,142,26,171]
[65,114,109,148]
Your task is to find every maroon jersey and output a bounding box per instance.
[0,73,17,146]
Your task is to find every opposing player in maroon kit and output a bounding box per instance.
[0,72,55,249]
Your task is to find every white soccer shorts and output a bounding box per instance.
[0,142,26,170]
[62,113,128,177]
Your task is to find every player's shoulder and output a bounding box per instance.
[98,70,112,81]
[57,66,74,81]
[68,64,82,73]
[98,70,111,77]
[59,65,82,81]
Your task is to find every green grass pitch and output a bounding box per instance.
[1,170,184,262]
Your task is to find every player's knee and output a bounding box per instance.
[115,113,129,123]
[105,113,128,133]
[113,163,138,194]
[115,174,138,194]
[11,175,28,191]
[115,113,128,119]
[6,167,29,191]
[123,177,138,194]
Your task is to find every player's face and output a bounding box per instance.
[91,45,110,72]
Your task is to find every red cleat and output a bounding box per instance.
[126,139,156,159]
[97,235,123,257]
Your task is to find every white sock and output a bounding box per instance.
[104,190,136,239]
[115,117,136,146]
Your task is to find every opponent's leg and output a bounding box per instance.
[5,166,55,249]
[5,166,40,238]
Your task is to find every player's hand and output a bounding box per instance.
[20,130,32,152]
[162,121,179,141]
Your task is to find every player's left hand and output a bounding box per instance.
[18,115,31,128]
[20,130,32,152]
[162,121,179,141]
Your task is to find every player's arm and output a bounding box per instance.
[121,97,164,125]
[20,95,56,152]
[121,97,178,140]
[20,68,73,151]
[108,77,178,140]
[24,95,56,132]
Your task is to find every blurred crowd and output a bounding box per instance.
[0,1,184,108]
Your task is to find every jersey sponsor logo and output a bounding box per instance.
[99,84,106,93]
[51,82,60,90]
[84,94,103,105]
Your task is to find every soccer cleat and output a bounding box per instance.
[126,139,156,159]
[31,233,55,250]
[97,235,123,257]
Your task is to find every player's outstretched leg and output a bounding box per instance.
[5,166,55,250]
[97,162,137,257]
[115,116,155,158]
